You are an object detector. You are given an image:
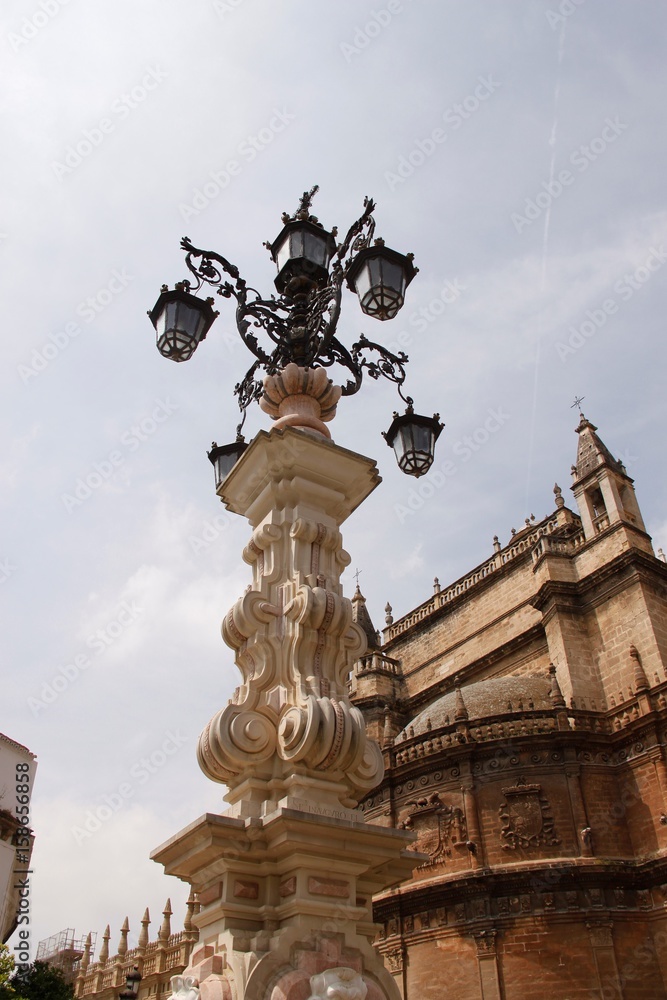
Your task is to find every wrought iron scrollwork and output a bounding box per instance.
[177,193,411,421]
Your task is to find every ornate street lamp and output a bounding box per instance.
[207,437,248,492]
[383,402,444,478]
[149,186,442,481]
[149,281,218,362]
[118,966,141,999]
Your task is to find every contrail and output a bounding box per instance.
[524,19,567,513]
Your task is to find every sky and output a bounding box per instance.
[2,0,667,963]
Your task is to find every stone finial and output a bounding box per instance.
[553,483,565,510]
[385,602,393,626]
[159,898,173,941]
[138,907,150,951]
[454,687,468,722]
[99,925,110,965]
[117,917,129,957]
[433,577,440,594]
[493,535,501,553]
[81,932,92,973]
[351,583,379,651]
[184,890,196,933]
[658,548,666,563]
[548,664,566,708]
[630,645,649,693]
[260,363,342,439]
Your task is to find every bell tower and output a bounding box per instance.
[570,412,648,542]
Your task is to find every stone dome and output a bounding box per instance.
[399,674,553,739]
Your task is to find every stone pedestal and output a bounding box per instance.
[152,426,418,1000]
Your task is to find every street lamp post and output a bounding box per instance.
[149,186,442,478]
[118,966,141,999]
[150,190,434,1000]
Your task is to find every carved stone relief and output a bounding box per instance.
[307,967,367,1000]
[499,778,560,850]
[168,977,200,1000]
[399,793,467,868]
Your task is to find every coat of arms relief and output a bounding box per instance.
[499,777,560,850]
[399,793,467,868]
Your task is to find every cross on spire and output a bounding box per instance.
[353,568,362,586]
[571,395,585,414]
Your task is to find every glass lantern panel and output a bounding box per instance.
[178,301,204,338]
[276,237,292,271]
[354,263,371,299]
[304,232,326,266]
[368,257,383,287]
[411,423,432,452]
[289,229,304,258]
[379,259,404,296]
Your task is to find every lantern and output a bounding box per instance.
[119,966,141,999]
[270,219,337,293]
[346,242,416,321]
[383,405,443,477]
[148,282,219,362]
[208,437,248,491]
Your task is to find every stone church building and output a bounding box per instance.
[350,413,667,998]
[61,413,666,999]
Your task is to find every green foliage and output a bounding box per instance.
[0,945,15,985]
[0,944,21,1000]
[9,961,74,1000]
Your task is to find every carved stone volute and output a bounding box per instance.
[197,424,385,813]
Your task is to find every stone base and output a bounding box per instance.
[152,806,420,1000]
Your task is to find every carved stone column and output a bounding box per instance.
[587,921,623,997]
[153,418,415,1000]
[461,781,483,869]
[565,765,593,857]
[473,930,502,1000]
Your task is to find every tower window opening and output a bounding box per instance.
[589,487,606,518]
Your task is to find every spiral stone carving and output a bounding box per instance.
[196,423,385,810]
